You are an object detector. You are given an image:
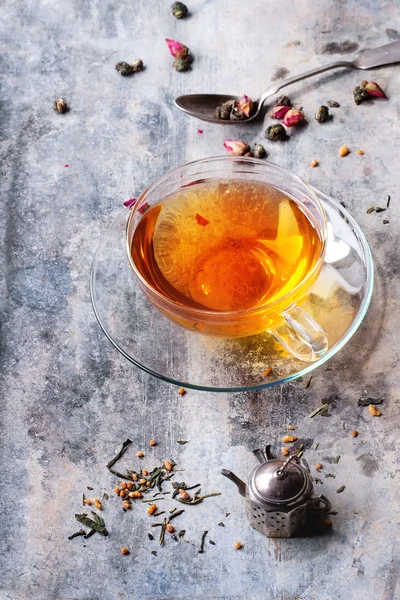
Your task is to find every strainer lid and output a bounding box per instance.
[251,457,307,504]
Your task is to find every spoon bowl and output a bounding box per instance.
[175,93,260,124]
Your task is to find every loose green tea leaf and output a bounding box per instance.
[151,550,158,556]
[177,492,221,505]
[314,443,319,450]
[102,492,109,501]
[153,511,165,518]
[84,529,96,539]
[199,530,208,554]
[336,485,345,493]
[167,509,185,523]
[148,533,154,541]
[159,518,167,546]
[177,440,189,445]
[86,486,94,490]
[325,473,336,478]
[309,403,329,418]
[209,540,216,545]
[106,439,132,469]
[75,512,108,536]
[218,522,225,527]
[68,529,86,540]
[305,376,313,389]
[366,206,376,214]
[333,456,341,464]
[387,195,391,208]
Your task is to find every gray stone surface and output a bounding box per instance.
[1,0,400,598]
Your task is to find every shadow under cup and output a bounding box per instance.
[126,157,329,362]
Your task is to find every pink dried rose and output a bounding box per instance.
[362,80,387,98]
[283,108,304,127]
[237,95,253,118]
[165,38,189,59]
[223,139,250,156]
[124,198,137,208]
[270,105,291,119]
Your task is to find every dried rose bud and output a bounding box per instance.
[270,105,291,119]
[173,57,192,72]
[252,143,267,159]
[362,80,387,98]
[53,98,68,113]
[275,95,291,107]
[171,1,188,19]
[237,95,253,118]
[266,123,287,141]
[283,108,304,127]
[315,105,330,123]
[223,139,250,156]
[165,38,189,59]
[215,99,235,120]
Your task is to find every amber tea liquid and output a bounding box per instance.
[130,180,323,317]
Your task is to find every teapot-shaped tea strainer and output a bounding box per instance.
[222,445,332,538]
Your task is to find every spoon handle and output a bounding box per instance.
[259,60,353,105]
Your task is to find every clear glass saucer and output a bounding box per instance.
[90,189,373,392]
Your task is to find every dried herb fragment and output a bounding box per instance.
[177,440,189,445]
[325,473,335,478]
[167,509,185,523]
[336,485,345,493]
[53,98,68,113]
[177,491,221,505]
[223,139,250,156]
[327,100,340,108]
[199,530,208,553]
[173,57,192,72]
[314,443,319,450]
[266,124,287,141]
[375,207,386,213]
[353,84,370,105]
[68,529,86,540]
[218,522,225,527]
[159,518,167,545]
[305,376,313,388]
[148,533,154,541]
[251,143,267,159]
[75,512,108,536]
[366,206,376,214]
[226,512,230,517]
[215,99,235,120]
[309,403,329,418]
[314,477,323,484]
[86,486,94,490]
[209,540,216,545]
[315,105,330,123]
[178,530,193,544]
[383,220,389,224]
[107,439,132,469]
[171,1,188,19]
[333,455,341,464]
[151,550,158,556]
[275,95,291,107]
[387,195,391,208]
[153,511,165,518]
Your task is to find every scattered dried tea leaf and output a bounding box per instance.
[336,485,345,494]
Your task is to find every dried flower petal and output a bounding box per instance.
[363,80,387,98]
[270,105,291,119]
[165,38,189,59]
[237,95,253,118]
[223,139,250,156]
[195,213,209,226]
[124,198,137,208]
[283,108,304,127]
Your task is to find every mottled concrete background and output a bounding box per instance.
[1,0,400,598]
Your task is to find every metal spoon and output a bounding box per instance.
[175,40,400,124]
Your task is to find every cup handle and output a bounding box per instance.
[268,304,328,362]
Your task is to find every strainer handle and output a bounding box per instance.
[309,493,332,513]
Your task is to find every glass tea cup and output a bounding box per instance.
[126,157,328,362]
